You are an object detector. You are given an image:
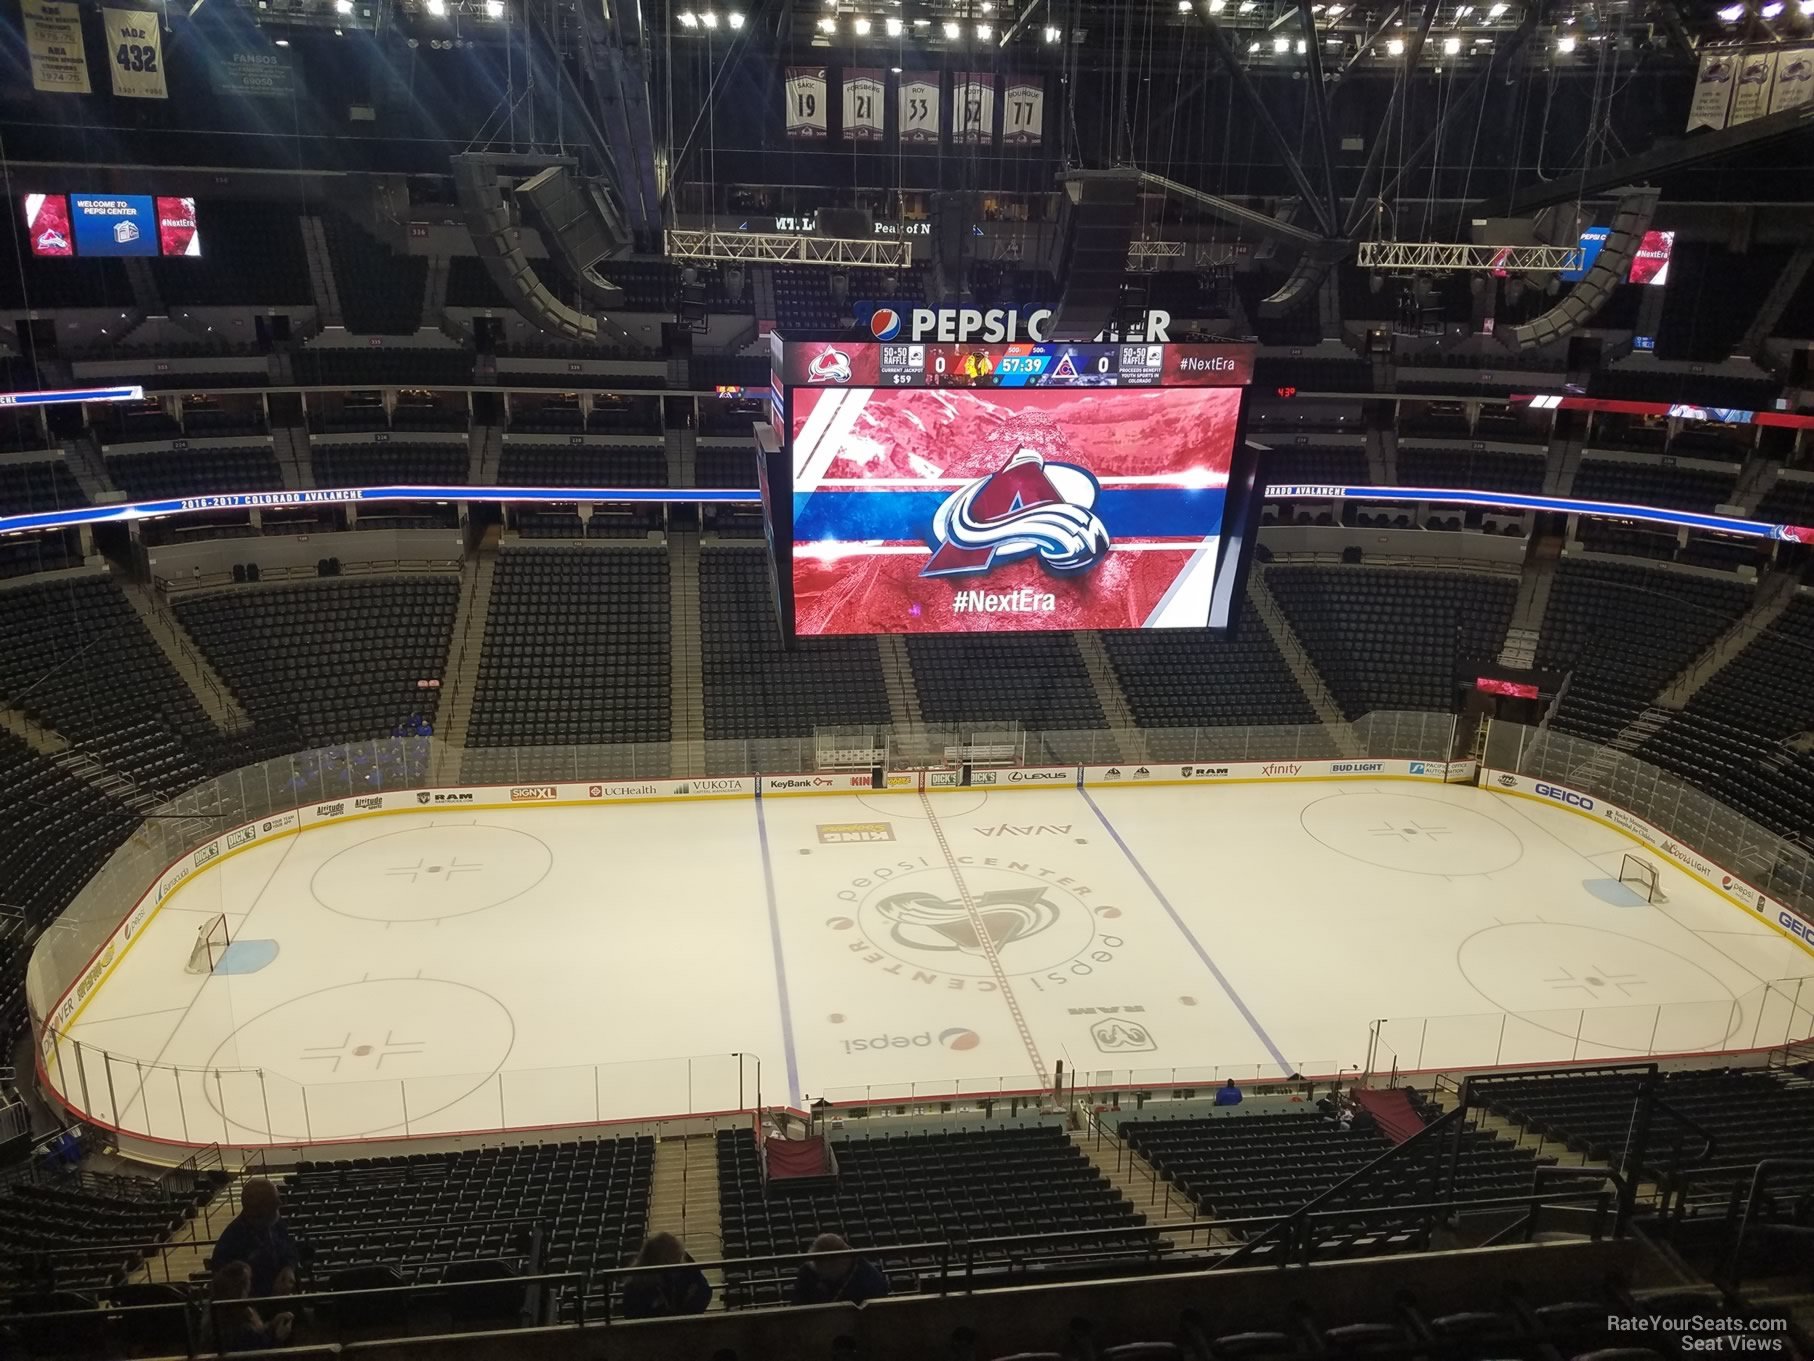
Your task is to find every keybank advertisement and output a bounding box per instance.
[790,385,1240,635]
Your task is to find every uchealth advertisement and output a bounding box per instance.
[789,385,1240,635]
[1484,768,1814,955]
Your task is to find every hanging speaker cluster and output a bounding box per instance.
[1501,187,1659,351]
[516,165,629,310]
[453,154,601,344]
[1046,170,1141,342]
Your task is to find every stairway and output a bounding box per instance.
[875,633,924,732]
[1350,1087,1425,1145]
[1248,569,1363,757]
[56,748,161,815]
[1067,1128,1205,1252]
[669,532,706,776]
[670,423,695,490]
[421,254,451,331]
[115,579,250,733]
[271,424,313,491]
[1073,633,1146,761]
[646,1134,724,1301]
[470,423,502,484]
[436,535,499,764]
[1732,455,1784,516]
[1658,571,1800,709]
[1499,534,1562,668]
[62,434,116,505]
[300,215,342,326]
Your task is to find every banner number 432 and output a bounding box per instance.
[115,43,159,72]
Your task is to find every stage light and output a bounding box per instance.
[943,19,960,36]
[701,9,717,25]
[426,0,445,15]
[1761,0,1784,16]
[885,15,901,33]
[1717,1,1744,17]
[678,10,697,23]
[728,10,743,25]
[818,15,835,30]
[976,21,991,36]
[1273,34,1289,49]
[335,0,352,12]
[1325,4,1341,14]
[1387,35,1404,52]
[1179,0,1192,10]
[1043,23,1061,39]
[1487,2,1506,15]
[853,15,870,32]
[484,0,502,14]
[1556,33,1575,49]
[1443,34,1460,50]
[1207,0,1226,11]
[1238,0,1256,11]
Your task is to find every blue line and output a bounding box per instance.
[752,794,802,1108]
[1079,787,1293,1076]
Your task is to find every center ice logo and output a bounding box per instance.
[922,448,1110,579]
[874,885,1061,958]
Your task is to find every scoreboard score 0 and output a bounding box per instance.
[779,340,1251,390]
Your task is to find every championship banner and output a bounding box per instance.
[1731,49,1777,125]
[1003,76,1044,146]
[24,0,90,94]
[1770,47,1814,114]
[842,68,885,141]
[785,67,829,139]
[103,9,166,99]
[955,72,996,145]
[1686,50,1736,131]
[899,71,940,143]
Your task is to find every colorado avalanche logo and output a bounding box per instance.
[871,309,903,340]
[808,348,852,383]
[922,447,1110,578]
[874,887,1060,958]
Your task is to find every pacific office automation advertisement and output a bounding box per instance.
[790,385,1241,635]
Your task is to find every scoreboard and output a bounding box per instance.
[777,340,1252,390]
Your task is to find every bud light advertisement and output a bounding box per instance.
[789,385,1243,634]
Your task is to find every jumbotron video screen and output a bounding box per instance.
[768,337,1258,637]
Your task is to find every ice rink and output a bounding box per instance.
[48,779,1814,1148]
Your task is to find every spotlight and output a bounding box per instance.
[484,0,502,13]
[885,15,901,33]
[335,0,352,12]
[1324,3,1341,13]
[853,15,869,32]
[678,10,697,24]
[943,19,960,36]
[976,21,990,36]
[1179,0,1191,9]
[1443,34,1459,50]
[1238,0,1256,11]
[702,9,718,24]
[1387,35,1404,52]
[818,15,835,30]
[1487,2,1506,14]
[425,0,445,15]
[1556,33,1575,49]
[273,35,289,43]
[728,10,743,25]
[1043,23,1061,40]
[1761,0,1783,15]
[1273,34,1289,49]
[1208,0,1226,10]
[1716,0,1744,15]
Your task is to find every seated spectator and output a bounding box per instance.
[620,1232,712,1318]
[210,1178,302,1298]
[791,1233,889,1306]
[204,1261,295,1353]
[1214,1079,1244,1107]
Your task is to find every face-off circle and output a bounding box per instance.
[201,977,515,1140]
[1299,792,1523,876]
[310,825,553,922]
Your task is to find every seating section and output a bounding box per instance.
[1537,559,1751,745]
[1477,1066,1814,1198]
[772,267,844,329]
[699,548,891,753]
[466,547,670,754]
[321,214,428,334]
[906,634,1107,739]
[1265,567,1516,718]
[281,1137,651,1292]
[310,440,469,486]
[1396,445,1548,494]
[104,445,283,500]
[1260,444,1368,488]
[1125,1109,1550,1243]
[495,441,668,488]
[1,1171,214,1296]
[1573,457,1738,513]
[1099,603,1321,738]
[175,578,459,747]
[150,201,310,306]
[0,577,218,798]
[716,1124,1153,1308]
[0,457,86,516]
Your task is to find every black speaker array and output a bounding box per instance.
[516,165,629,310]
[1502,188,1659,350]
[453,155,600,344]
[1046,172,1140,342]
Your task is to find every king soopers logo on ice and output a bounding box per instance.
[923,449,1110,580]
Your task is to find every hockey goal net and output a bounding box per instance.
[186,914,230,974]
[1618,853,1665,904]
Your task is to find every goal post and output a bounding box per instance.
[1618,853,1664,904]
[186,914,230,974]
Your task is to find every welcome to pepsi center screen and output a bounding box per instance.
[773,338,1256,638]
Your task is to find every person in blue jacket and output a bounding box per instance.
[620,1232,713,1318]
[792,1233,890,1306]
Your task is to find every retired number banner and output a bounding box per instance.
[1003,77,1044,146]
[785,67,828,139]
[104,9,166,98]
[25,0,91,94]
[843,68,885,141]
[899,71,940,144]
[955,72,995,145]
